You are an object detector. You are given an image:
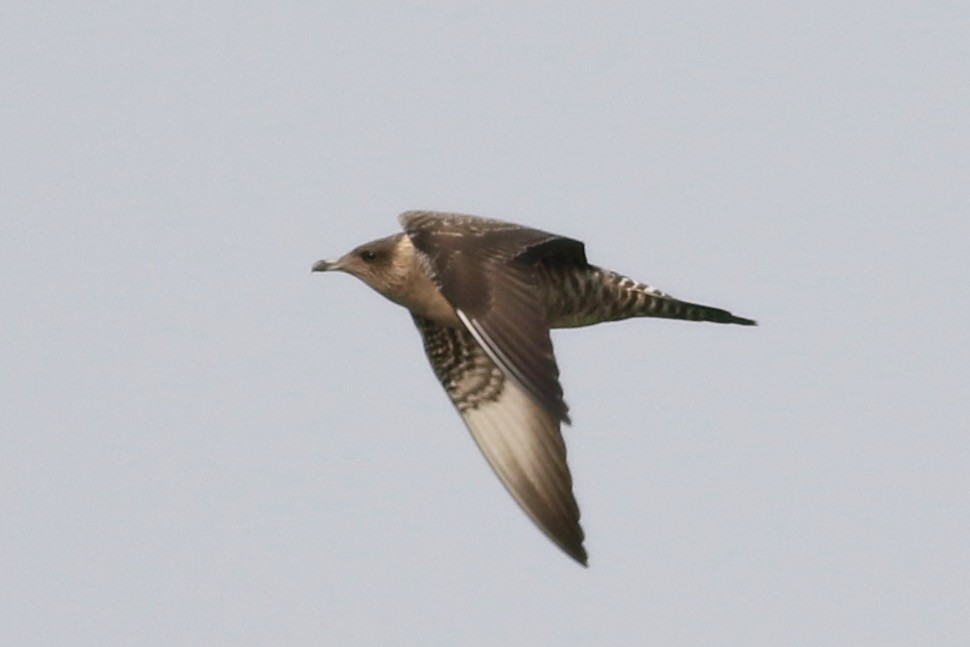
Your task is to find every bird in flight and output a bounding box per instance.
[312,211,755,565]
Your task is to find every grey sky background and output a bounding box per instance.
[2,2,968,645]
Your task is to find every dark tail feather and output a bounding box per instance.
[630,291,757,326]
[673,299,757,326]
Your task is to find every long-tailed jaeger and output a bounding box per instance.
[312,210,755,566]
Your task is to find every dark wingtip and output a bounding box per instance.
[545,521,587,566]
[732,315,757,326]
[562,542,589,567]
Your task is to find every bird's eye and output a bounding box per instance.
[360,250,377,262]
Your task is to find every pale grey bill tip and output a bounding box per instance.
[311,259,337,272]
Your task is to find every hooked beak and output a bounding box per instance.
[311,259,339,272]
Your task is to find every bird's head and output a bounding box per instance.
[311,233,410,299]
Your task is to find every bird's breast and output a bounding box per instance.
[394,265,462,327]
